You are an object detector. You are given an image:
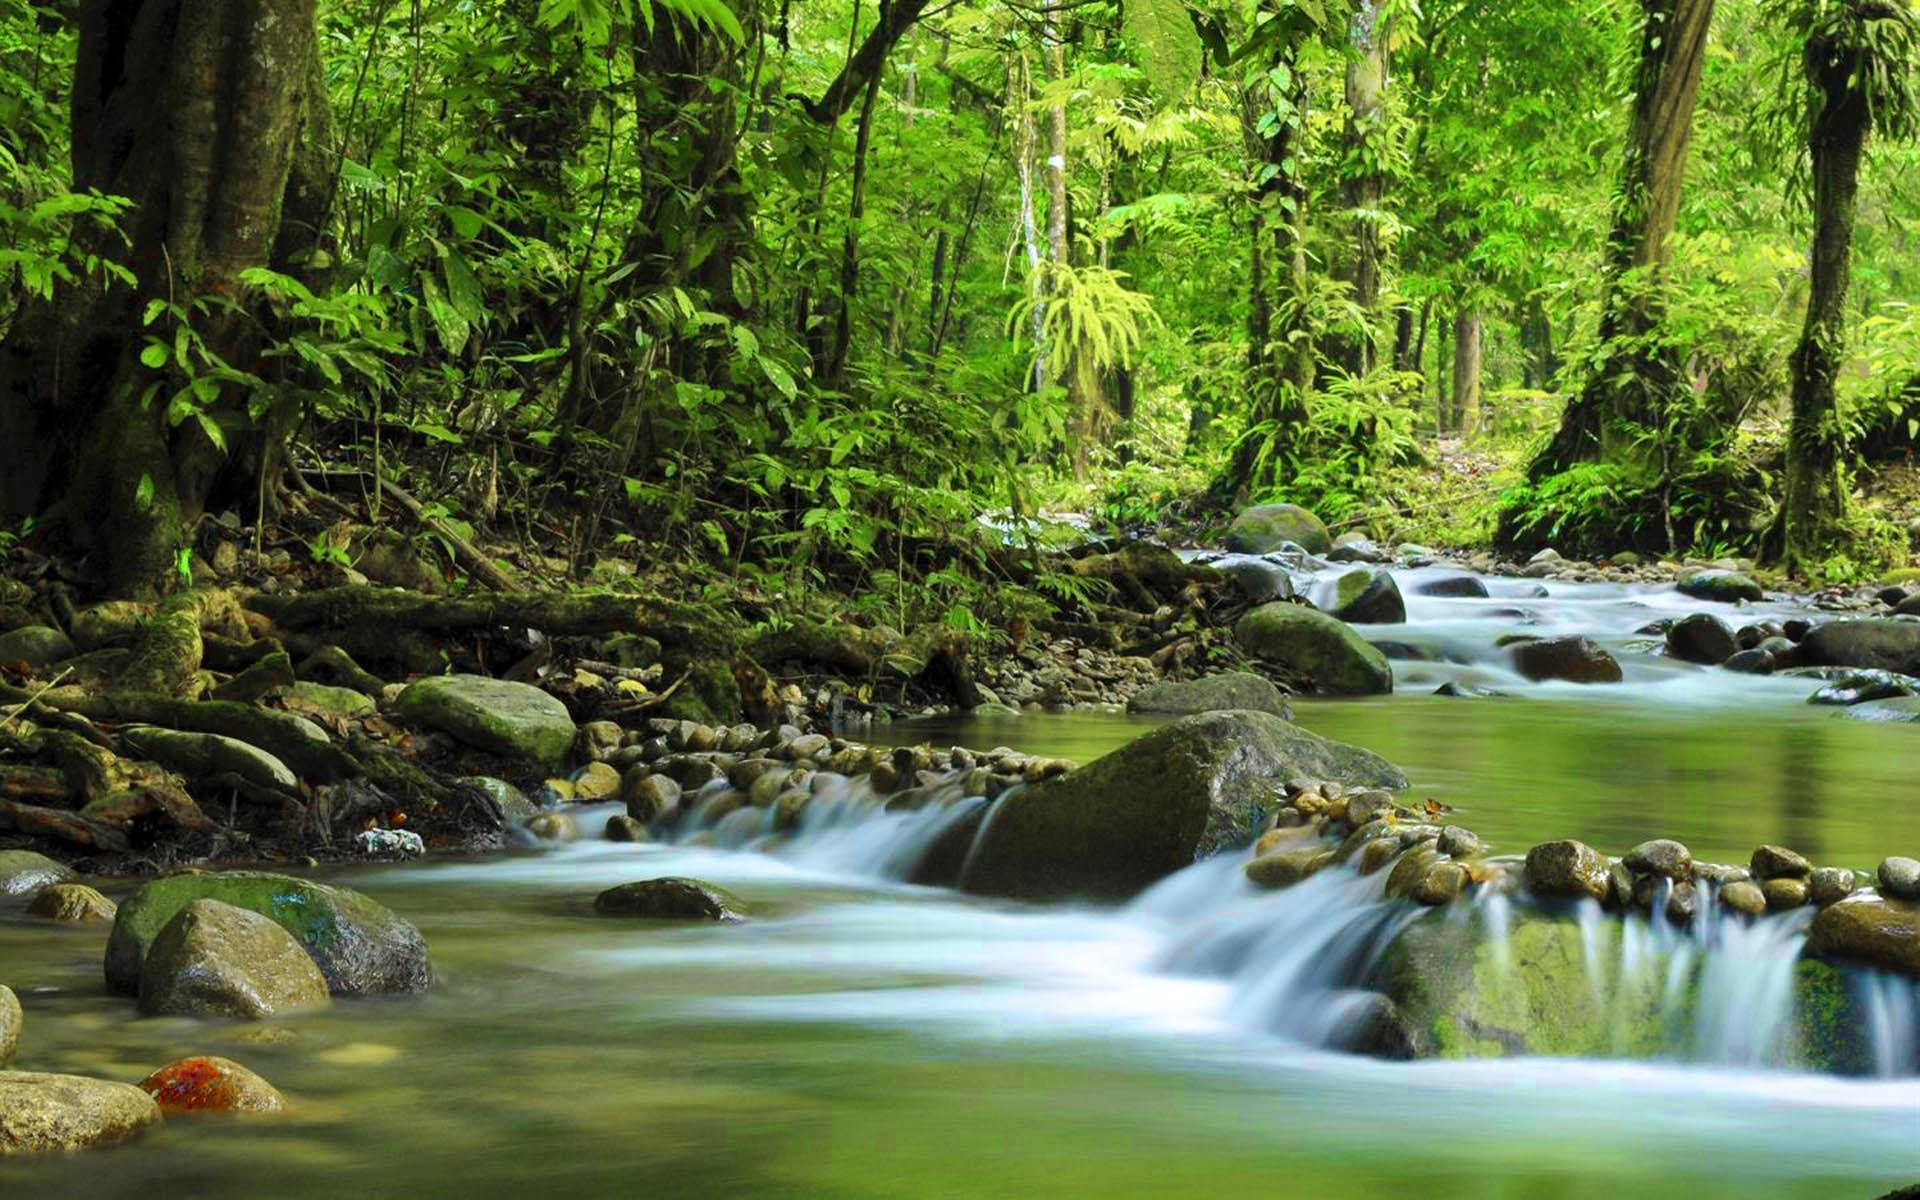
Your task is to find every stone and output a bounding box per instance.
[593,878,744,921]
[1676,570,1764,604]
[0,1072,161,1154]
[1509,637,1623,684]
[571,761,622,801]
[1328,569,1407,625]
[138,899,331,1020]
[354,828,424,858]
[1222,503,1331,555]
[0,986,17,1067]
[392,675,577,768]
[1623,839,1692,880]
[119,725,297,792]
[1217,559,1295,604]
[1722,649,1775,675]
[1808,867,1856,906]
[1236,603,1393,696]
[1523,840,1610,902]
[605,814,649,842]
[1385,847,1445,901]
[1720,880,1767,917]
[1436,826,1481,858]
[1806,670,1919,706]
[1808,896,1920,975]
[526,811,578,841]
[468,776,539,823]
[1126,671,1293,719]
[1750,845,1811,880]
[1665,614,1736,665]
[106,871,430,997]
[0,625,76,667]
[26,883,116,923]
[1327,535,1388,564]
[622,770,681,822]
[1838,696,1920,723]
[959,710,1405,902]
[1762,877,1808,911]
[1878,856,1920,900]
[1796,619,1920,676]
[577,721,624,763]
[1413,574,1489,599]
[1664,880,1699,925]
[0,850,75,898]
[282,681,376,718]
[138,1056,285,1114]
[1244,845,1327,890]
[1413,862,1469,906]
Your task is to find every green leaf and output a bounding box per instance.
[139,343,169,369]
[135,473,155,512]
[1124,0,1202,105]
[420,274,470,356]
[194,411,227,453]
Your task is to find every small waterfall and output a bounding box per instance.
[1689,903,1816,1068]
[1861,971,1920,1079]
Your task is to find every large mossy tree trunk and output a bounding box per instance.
[1512,0,1715,488]
[0,0,330,597]
[1330,0,1389,378]
[1772,42,1869,573]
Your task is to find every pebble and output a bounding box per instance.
[1720,880,1767,917]
[1762,876,1809,911]
[1750,845,1811,880]
[1877,856,1920,900]
[1808,866,1856,906]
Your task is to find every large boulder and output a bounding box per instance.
[1126,672,1292,719]
[1665,613,1736,665]
[1509,636,1623,684]
[1808,895,1920,976]
[958,710,1406,902]
[0,1072,161,1154]
[1677,570,1764,604]
[0,986,17,1068]
[1236,603,1394,696]
[106,871,430,997]
[392,675,577,768]
[1328,569,1407,625]
[1798,620,1920,676]
[0,625,76,668]
[1222,504,1332,555]
[138,899,332,1020]
[0,851,73,899]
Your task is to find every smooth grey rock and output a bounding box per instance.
[392,675,577,768]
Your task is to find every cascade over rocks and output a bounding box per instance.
[106,871,431,997]
[1222,504,1332,555]
[1235,603,1394,696]
[958,710,1406,902]
[1126,672,1293,719]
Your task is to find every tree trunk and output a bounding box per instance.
[0,0,330,597]
[826,4,890,389]
[1520,0,1715,482]
[1775,56,1867,572]
[1453,307,1483,436]
[1332,0,1389,377]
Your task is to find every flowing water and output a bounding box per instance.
[4,560,1919,1197]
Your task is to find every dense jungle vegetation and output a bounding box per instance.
[6,0,1920,615]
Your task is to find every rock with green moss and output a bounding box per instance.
[118,726,297,792]
[660,660,742,726]
[1,984,18,1067]
[958,709,1405,902]
[283,680,376,718]
[0,625,76,668]
[1677,570,1764,604]
[1235,603,1393,696]
[393,674,577,768]
[0,851,74,898]
[137,899,332,1020]
[1127,672,1292,719]
[105,871,430,996]
[1223,503,1332,555]
[1328,569,1406,625]
[1808,895,1920,976]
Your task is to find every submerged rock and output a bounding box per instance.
[1236,603,1394,696]
[106,872,430,997]
[26,883,116,924]
[1222,503,1331,555]
[1806,670,1919,707]
[1413,574,1489,599]
[1509,637,1623,684]
[0,1072,162,1154]
[138,1056,285,1114]
[1126,672,1292,719]
[138,899,332,1020]
[0,851,74,898]
[1328,569,1407,625]
[392,674,577,768]
[594,877,745,921]
[959,710,1406,903]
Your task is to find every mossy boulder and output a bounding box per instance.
[1235,603,1393,696]
[1126,672,1292,719]
[393,674,577,768]
[958,709,1406,902]
[1677,570,1764,604]
[0,625,76,668]
[0,1072,162,1154]
[1328,569,1407,624]
[1797,620,1920,677]
[1222,503,1332,555]
[106,871,430,997]
[119,726,297,791]
[283,681,376,718]
[0,851,74,899]
[660,660,743,726]
[137,899,332,1020]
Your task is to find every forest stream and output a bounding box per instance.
[3,560,1917,1199]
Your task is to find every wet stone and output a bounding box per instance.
[1623,839,1692,880]
[1808,867,1856,906]
[1762,877,1809,911]
[1878,856,1920,901]
[1413,862,1469,907]
[1720,880,1767,917]
[1436,826,1481,859]
[1751,845,1811,880]
[1523,840,1610,902]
